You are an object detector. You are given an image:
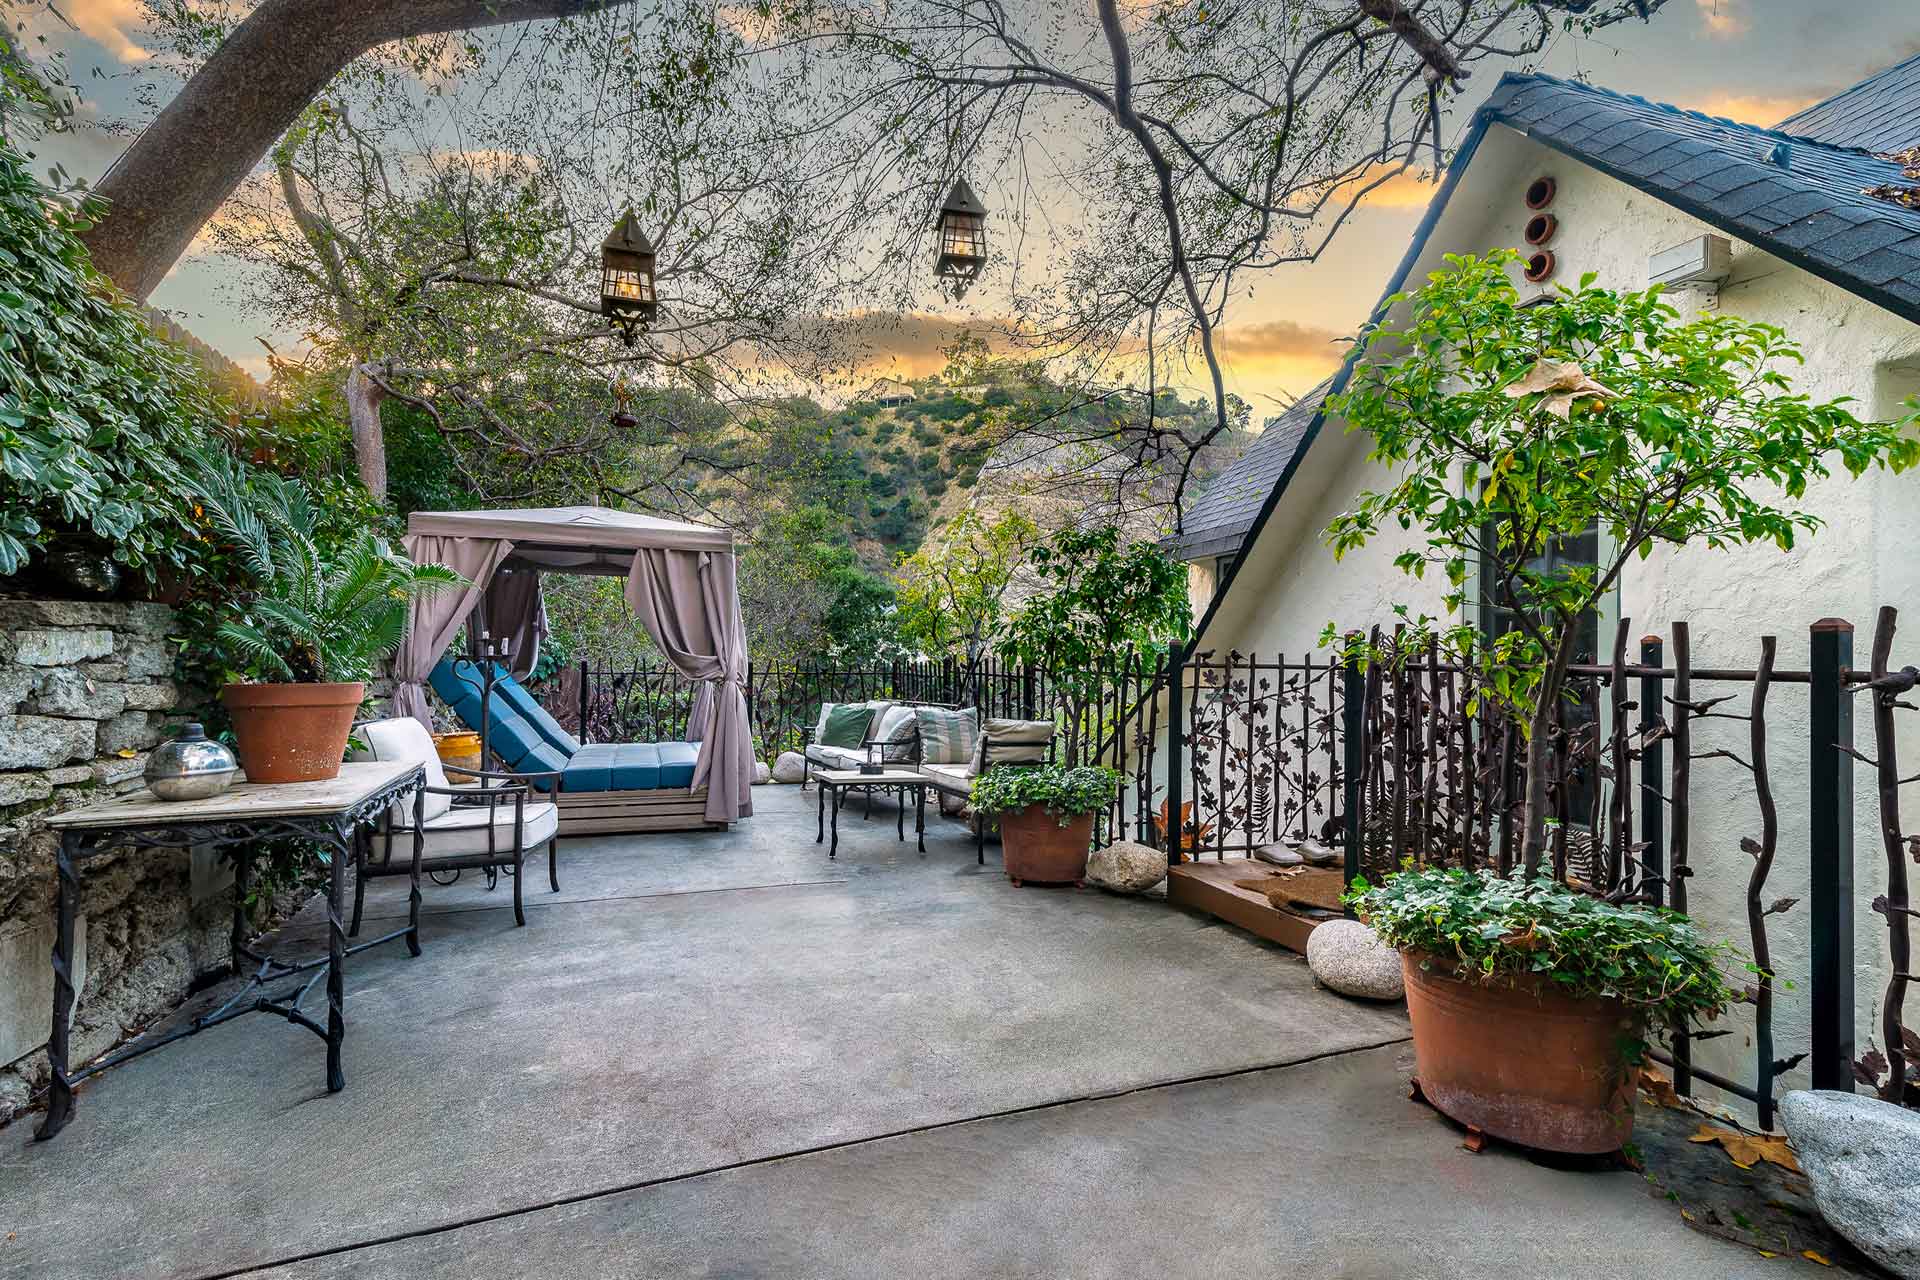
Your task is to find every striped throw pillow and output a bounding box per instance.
[914,706,979,765]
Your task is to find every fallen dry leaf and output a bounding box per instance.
[1803,1250,1832,1266]
[1688,1123,1801,1172]
[116,749,137,759]
[1502,359,1617,419]
[1638,1066,1685,1110]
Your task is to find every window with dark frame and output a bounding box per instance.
[1478,518,1603,828]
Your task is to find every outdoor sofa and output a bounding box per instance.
[430,658,723,836]
[802,700,1055,858]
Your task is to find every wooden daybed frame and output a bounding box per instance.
[551,786,724,836]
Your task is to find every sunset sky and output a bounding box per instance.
[21,0,1920,418]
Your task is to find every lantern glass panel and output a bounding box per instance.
[601,261,656,319]
[938,212,984,268]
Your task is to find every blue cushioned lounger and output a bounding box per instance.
[427,659,718,833]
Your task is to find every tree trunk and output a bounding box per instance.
[80,0,621,301]
[345,362,390,499]
[1519,626,1583,878]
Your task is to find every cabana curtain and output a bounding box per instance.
[395,506,752,823]
[624,547,753,819]
[392,536,514,728]
[468,566,547,679]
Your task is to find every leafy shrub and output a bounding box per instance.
[1350,866,1745,1027]
[185,448,462,683]
[971,764,1120,823]
[0,128,223,578]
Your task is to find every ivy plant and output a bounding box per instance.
[1350,866,1746,1031]
[0,118,224,578]
[970,764,1121,824]
[1324,251,1920,874]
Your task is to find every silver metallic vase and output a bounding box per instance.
[144,723,239,802]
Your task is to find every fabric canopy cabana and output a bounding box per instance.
[395,505,752,823]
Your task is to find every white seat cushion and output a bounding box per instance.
[353,718,453,823]
[418,800,558,856]
[919,762,974,792]
[805,743,867,770]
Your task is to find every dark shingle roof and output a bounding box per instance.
[1776,53,1920,154]
[1486,73,1920,323]
[1167,378,1331,560]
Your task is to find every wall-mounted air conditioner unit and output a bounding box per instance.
[1649,235,1733,289]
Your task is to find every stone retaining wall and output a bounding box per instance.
[0,598,231,1124]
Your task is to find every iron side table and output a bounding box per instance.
[814,768,926,857]
[35,760,426,1140]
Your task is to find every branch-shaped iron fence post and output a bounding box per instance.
[1868,607,1912,1101]
[1342,635,1367,915]
[1165,638,1185,867]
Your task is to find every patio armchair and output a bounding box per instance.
[349,717,562,931]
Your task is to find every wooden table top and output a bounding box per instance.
[48,761,422,829]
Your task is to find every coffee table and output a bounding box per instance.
[815,768,926,857]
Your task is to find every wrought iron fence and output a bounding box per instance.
[528,653,1170,843]
[1134,610,1918,1131]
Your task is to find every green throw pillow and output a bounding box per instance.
[820,703,876,748]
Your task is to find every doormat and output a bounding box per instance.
[1233,867,1348,915]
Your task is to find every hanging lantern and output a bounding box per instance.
[933,178,987,297]
[600,208,657,346]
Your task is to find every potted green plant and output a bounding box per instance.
[1349,867,1742,1153]
[188,450,461,783]
[971,764,1121,886]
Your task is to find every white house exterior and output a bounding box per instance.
[1166,59,1920,1116]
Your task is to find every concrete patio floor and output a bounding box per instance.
[1,784,1814,1279]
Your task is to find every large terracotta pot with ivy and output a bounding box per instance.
[188,450,463,785]
[971,764,1121,887]
[1351,867,1740,1154]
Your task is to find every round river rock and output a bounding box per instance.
[1305,919,1404,1001]
[1781,1089,1920,1279]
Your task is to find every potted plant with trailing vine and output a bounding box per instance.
[187,447,462,783]
[971,764,1122,886]
[1324,252,1920,1151]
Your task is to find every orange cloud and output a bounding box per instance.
[810,312,1026,386]
[1683,91,1820,127]
[1213,319,1347,408]
[46,0,150,62]
[1357,168,1442,209]
[1214,319,1346,364]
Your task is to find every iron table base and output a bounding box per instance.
[34,767,425,1141]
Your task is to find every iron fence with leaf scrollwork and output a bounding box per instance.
[1123,609,1920,1133]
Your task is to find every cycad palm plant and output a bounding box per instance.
[186,447,462,684]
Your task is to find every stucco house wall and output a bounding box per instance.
[1189,123,1920,1113]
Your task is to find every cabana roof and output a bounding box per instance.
[408,505,733,551]
[407,506,733,576]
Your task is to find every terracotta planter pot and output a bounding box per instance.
[221,682,365,784]
[1401,951,1641,1154]
[999,803,1094,886]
